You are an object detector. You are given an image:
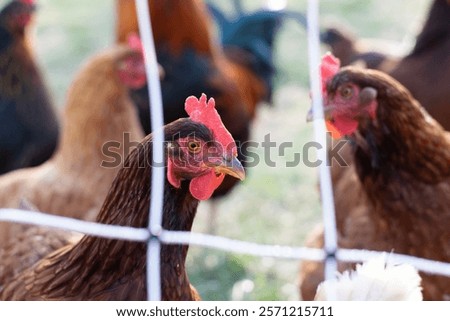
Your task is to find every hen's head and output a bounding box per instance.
[117,34,147,89]
[316,54,379,138]
[167,94,245,200]
[0,0,35,34]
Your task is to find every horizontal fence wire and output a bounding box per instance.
[1,209,450,278]
[160,230,326,260]
[0,209,149,242]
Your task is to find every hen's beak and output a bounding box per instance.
[211,155,246,181]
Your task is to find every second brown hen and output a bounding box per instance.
[0,42,145,247]
[300,62,450,300]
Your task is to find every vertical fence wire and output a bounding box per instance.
[134,0,165,301]
[306,0,339,297]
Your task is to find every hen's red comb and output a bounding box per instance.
[185,94,237,156]
[320,52,340,93]
[127,33,143,54]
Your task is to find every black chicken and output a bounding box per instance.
[0,0,59,175]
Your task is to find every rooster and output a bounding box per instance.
[115,0,292,198]
[0,95,245,300]
[0,38,145,247]
[300,55,450,300]
[0,0,59,174]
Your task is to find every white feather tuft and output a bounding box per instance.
[314,255,423,301]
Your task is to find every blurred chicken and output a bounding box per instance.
[115,0,293,198]
[314,256,423,301]
[389,0,450,130]
[0,0,59,174]
[320,26,400,72]
[0,39,145,247]
[322,0,450,130]
[0,95,245,300]
[300,56,450,300]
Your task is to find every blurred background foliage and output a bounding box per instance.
[25,0,431,300]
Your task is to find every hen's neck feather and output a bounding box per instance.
[54,53,143,171]
[350,71,450,184]
[149,0,216,56]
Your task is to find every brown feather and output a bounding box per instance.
[300,68,450,301]
[116,0,216,56]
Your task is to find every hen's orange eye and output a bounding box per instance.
[340,86,353,99]
[188,141,201,153]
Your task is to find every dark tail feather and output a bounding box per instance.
[207,3,307,102]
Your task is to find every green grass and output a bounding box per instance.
[28,0,432,300]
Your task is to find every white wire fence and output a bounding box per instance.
[0,0,449,301]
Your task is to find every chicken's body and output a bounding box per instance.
[0,226,81,286]
[300,66,450,301]
[322,0,450,131]
[0,101,245,300]
[0,45,144,246]
[0,0,59,174]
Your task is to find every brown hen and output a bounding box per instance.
[300,66,450,300]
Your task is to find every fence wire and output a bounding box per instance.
[0,0,449,302]
[134,0,165,301]
[1,209,450,276]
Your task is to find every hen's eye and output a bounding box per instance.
[340,86,353,99]
[188,141,201,153]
